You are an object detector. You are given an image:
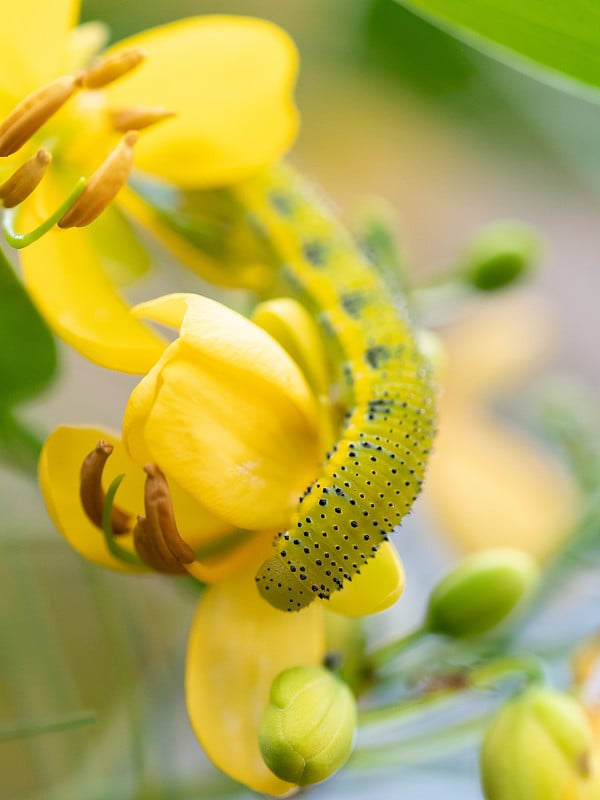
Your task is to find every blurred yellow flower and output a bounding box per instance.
[0,0,298,372]
[425,290,580,560]
[39,292,404,794]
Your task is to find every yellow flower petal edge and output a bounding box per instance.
[186,566,325,795]
[39,425,147,572]
[105,16,299,188]
[133,293,319,425]
[325,541,406,617]
[18,174,166,373]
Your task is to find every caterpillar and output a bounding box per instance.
[231,163,436,612]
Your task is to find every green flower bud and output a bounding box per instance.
[425,548,538,638]
[462,221,539,292]
[258,665,357,786]
[481,687,597,800]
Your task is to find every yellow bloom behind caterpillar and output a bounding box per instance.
[425,291,580,560]
[0,0,298,372]
[39,292,405,794]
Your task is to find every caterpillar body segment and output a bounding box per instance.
[240,165,436,611]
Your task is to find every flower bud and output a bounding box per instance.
[481,687,598,800]
[462,221,539,292]
[425,548,538,638]
[258,665,357,785]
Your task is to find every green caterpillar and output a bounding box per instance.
[236,164,436,612]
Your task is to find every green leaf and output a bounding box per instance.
[0,248,58,470]
[0,249,57,408]
[393,0,600,95]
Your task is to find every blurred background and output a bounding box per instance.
[2,1,599,798]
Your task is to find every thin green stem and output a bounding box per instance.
[2,178,85,249]
[368,626,429,670]
[358,687,461,727]
[102,474,144,568]
[0,711,97,742]
[350,712,491,769]
[469,654,546,688]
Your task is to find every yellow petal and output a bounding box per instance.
[18,177,166,373]
[185,529,275,584]
[39,425,146,572]
[186,566,325,795]
[426,409,580,560]
[104,16,298,187]
[441,292,554,401]
[252,298,336,452]
[325,541,405,617]
[125,294,321,529]
[0,0,79,102]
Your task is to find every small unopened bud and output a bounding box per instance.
[82,48,146,89]
[58,131,137,228]
[481,687,598,800]
[0,75,81,156]
[462,221,539,292]
[0,149,51,207]
[425,548,538,638]
[111,106,175,133]
[259,665,357,785]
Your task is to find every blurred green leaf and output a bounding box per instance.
[393,0,600,95]
[0,248,57,469]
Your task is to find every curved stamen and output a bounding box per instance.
[2,177,86,249]
[82,48,146,89]
[58,131,137,228]
[111,106,175,133]
[0,75,82,157]
[132,464,198,574]
[0,149,51,208]
[133,515,186,574]
[80,440,131,533]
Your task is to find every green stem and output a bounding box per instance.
[358,687,460,727]
[350,712,491,769]
[359,653,544,727]
[469,654,546,688]
[368,626,429,670]
[2,178,85,249]
[0,711,97,742]
[102,474,145,568]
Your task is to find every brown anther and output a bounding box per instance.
[111,106,176,133]
[142,464,196,564]
[80,440,131,534]
[133,515,186,575]
[0,75,81,157]
[82,48,146,89]
[0,149,51,207]
[58,131,138,228]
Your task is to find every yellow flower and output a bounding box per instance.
[0,0,298,372]
[39,292,405,794]
[424,291,580,560]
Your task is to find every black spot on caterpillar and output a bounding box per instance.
[238,164,436,612]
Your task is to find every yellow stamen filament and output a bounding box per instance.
[82,48,146,89]
[0,149,51,207]
[58,131,138,228]
[80,441,131,534]
[133,464,195,574]
[111,106,175,133]
[0,75,82,157]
